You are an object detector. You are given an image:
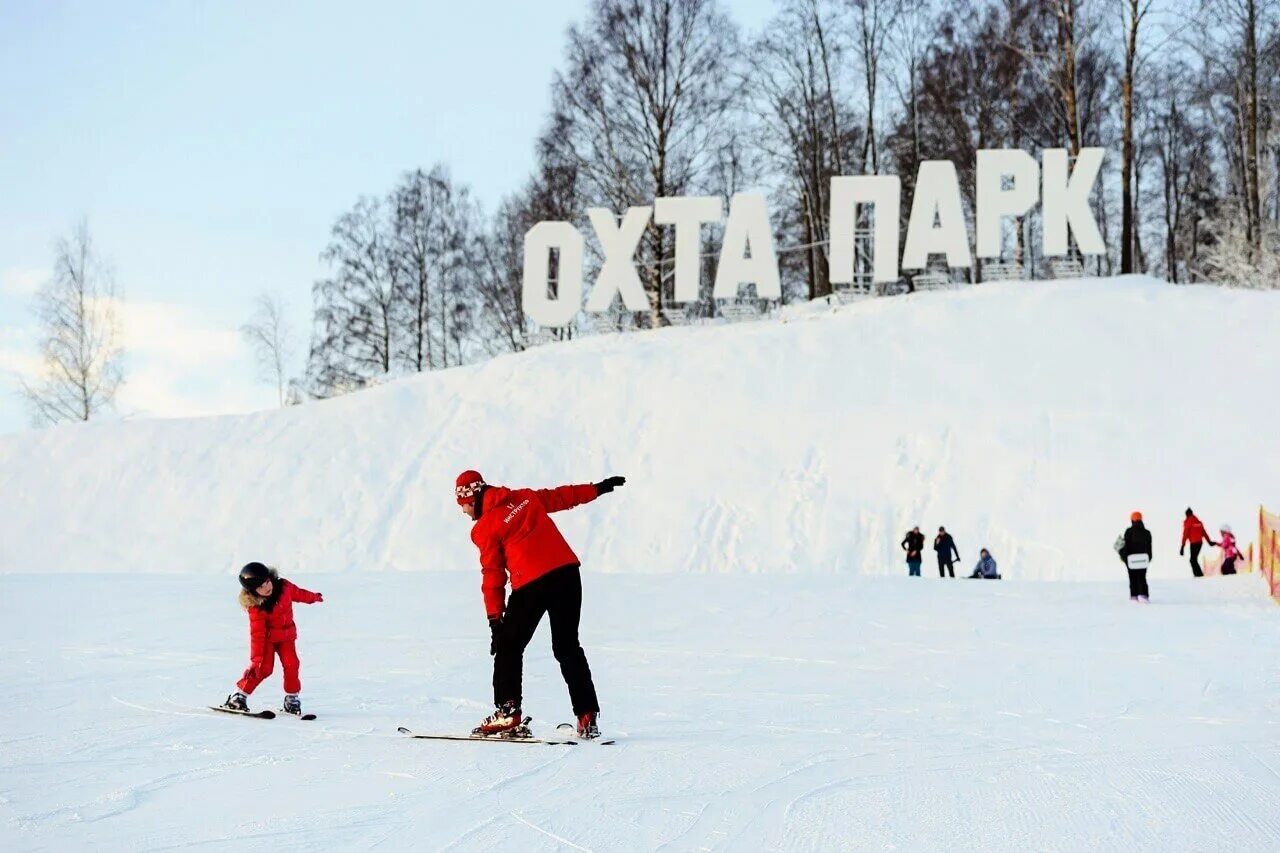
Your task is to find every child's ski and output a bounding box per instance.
[396,725,576,746]
[209,705,276,719]
[555,722,616,745]
[281,711,317,721]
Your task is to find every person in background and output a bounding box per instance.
[901,526,925,577]
[968,548,1000,579]
[1180,507,1217,577]
[1218,524,1241,575]
[933,526,960,578]
[1118,511,1152,602]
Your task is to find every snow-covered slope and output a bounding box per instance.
[4,572,1280,850]
[2,275,1277,580]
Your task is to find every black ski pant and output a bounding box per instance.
[493,564,599,716]
[1189,542,1203,577]
[938,557,955,578]
[1127,568,1149,598]
[1222,557,1237,575]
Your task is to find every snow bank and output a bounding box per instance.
[2,275,1276,580]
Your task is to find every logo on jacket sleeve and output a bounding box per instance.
[504,500,530,524]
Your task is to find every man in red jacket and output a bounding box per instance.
[1180,507,1218,577]
[456,469,625,739]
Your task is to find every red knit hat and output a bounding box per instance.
[456,470,486,505]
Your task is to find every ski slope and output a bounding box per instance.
[4,276,1280,848]
[3,571,1280,850]
[2,276,1278,581]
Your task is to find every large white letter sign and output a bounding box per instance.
[830,176,901,284]
[522,221,584,328]
[975,149,1039,258]
[902,160,972,269]
[1042,147,1105,256]
[654,196,722,304]
[712,193,780,300]
[585,206,653,314]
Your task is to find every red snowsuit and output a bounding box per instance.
[1181,515,1210,547]
[470,483,599,619]
[237,579,322,695]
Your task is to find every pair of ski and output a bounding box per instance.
[398,723,615,746]
[208,705,316,721]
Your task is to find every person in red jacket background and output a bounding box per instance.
[222,562,323,716]
[456,469,625,739]
[1180,508,1218,578]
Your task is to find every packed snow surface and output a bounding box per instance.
[3,572,1280,850]
[3,276,1278,581]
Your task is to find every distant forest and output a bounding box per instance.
[302,0,1280,398]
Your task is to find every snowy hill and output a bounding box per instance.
[5,274,1280,851]
[2,275,1278,580]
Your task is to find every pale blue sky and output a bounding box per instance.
[0,0,777,432]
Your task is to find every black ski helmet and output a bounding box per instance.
[238,561,276,592]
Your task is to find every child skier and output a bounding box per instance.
[1218,524,1242,575]
[455,469,625,740]
[222,562,323,716]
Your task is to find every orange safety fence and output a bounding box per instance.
[1260,505,1280,601]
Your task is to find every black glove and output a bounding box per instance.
[488,618,502,656]
[595,475,626,494]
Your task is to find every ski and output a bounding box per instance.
[209,705,275,719]
[556,722,616,745]
[396,725,577,746]
[281,711,317,721]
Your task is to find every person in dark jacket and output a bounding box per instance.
[1118,511,1153,602]
[901,527,925,577]
[933,527,960,578]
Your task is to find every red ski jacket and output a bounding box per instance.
[241,579,322,662]
[471,483,599,618]
[1182,515,1210,547]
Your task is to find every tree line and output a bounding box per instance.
[302,0,1279,399]
[20,1,1279,418]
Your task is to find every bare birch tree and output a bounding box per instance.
[22,221,125,425]
[240,293,295,407]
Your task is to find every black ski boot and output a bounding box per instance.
[282,694,302,716]
[223,691,249,712]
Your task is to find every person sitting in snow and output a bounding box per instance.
[456,470,625,740]
[968,548,1000,579]
[222,562,323,715]
[1218,524,1242,575]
